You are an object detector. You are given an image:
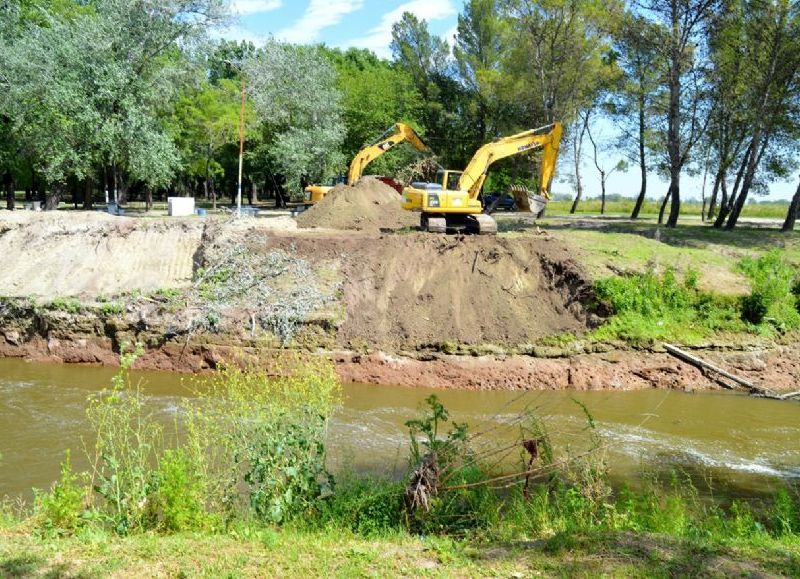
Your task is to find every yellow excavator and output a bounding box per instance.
[401,122,563,234]
[304,122,428,203]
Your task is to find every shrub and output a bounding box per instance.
[148,448,210,532]
[50,297,82,314]
[34,450,86,535]
[592,268,741,343]
[86,346,162,535]
[183,357,340,524]
[738,251,800,330]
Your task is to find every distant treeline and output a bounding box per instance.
[1,0,799,230]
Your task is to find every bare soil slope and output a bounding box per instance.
[266,233,593,349]
[0,212,203,299]
[296,176,418,232]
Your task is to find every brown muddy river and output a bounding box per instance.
[1,358,799,500]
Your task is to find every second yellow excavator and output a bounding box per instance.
[402,122,563,234]
[304,122,428,203]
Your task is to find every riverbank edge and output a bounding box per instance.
[1,311,798,392]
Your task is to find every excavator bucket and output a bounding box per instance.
[509,185,548,214]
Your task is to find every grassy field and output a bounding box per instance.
[547,198,792,219]
[2,523,798,577]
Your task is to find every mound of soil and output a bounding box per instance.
[296,176,418,232]
[265,233,594,350]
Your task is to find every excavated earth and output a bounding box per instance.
[295,176,418,232]
[1,211,798,393]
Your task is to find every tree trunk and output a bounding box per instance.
[782,178,800,232]
[46,183,63,210]
[706,169,722,221]
[725,136,768,230]
[600,172,606,215]
[83,176,93,209]
[665,12,682,229]
[658,189,671,225]
[252,180,258,204]
[570,116,588,214]
[630,94,648,219]
[211,177,216,210]
[714,138,753,228]
[4,171,15,211]
[145,187,153,212]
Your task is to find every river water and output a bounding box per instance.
[1,358,799,500]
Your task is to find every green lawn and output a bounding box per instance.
[2,524,798,577]
[547,198,791,219]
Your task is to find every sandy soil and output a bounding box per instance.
[296,176,418,232]
[0,211,297,299]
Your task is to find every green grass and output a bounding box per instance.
[547,198,791,219]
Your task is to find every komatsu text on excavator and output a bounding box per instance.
[401,122,563,235]
[305,122,428,204]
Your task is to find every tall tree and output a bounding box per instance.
[611,13,662,219]
[719,0,800,230]
[245,41,346,199]
[637,0,718,227]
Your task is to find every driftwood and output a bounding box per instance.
[663,343,778,398]
[405,453,440,514]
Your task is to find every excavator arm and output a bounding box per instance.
[347,122,428,185]
[457,122,563,199]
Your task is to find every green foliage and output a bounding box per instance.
[405,395,468,468]
[50,297,82,314]
[86,345,162,535]
[245,41,346,195]
[312,474,406,537]
[147,448,209,532]
[183,358,340,525]
[98,302,124,316]
[592,267,743,344]
[34,450,86,536]
[738,251,800,331]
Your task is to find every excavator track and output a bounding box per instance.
[420,214,447,233]
[470,213,497,235]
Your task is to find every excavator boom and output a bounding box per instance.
[305,122,428,204]
[457,122,563,199]
[347,122,427,185]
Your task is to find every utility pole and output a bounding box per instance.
[237,75,246,215]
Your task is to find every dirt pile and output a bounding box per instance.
[295,176,418,232]
[265,232,594,350]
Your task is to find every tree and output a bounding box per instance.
[322,47,424,175]
[611,13,662,219]
[636,0,718,228]
[245,41,346,200]
[503,0,622,212]
[783,177,800,232]
[454,0,507,147]
[585,109,628,214]
[717,0,800,230]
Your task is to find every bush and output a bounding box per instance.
[314,475,406,536]
[183,357,340,524]
[148,448,210,532]
[738,251,800,331]
[35,450,86,535]
[592,268,741,343]
[86,346,162,535]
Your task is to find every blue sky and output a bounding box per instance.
[219,0,797,202]
[221,0,459,59]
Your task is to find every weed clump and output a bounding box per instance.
[592,267,741,344]
[738,250,800,331]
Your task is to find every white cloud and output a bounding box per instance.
[277,0,365,44]
[231,0,282,15]
[345,0,457,58]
